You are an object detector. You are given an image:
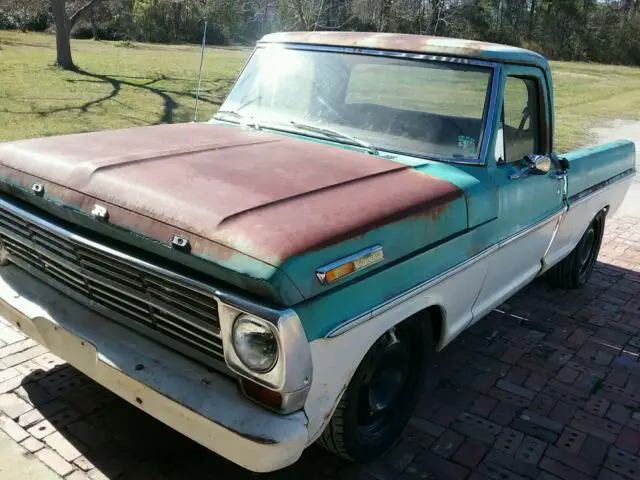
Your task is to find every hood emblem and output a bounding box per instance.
[171,235,191,254]
[91,204,109,221]
[31,183,45,197]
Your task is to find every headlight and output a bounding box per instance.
[232,315,279,372]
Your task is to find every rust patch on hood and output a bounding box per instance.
[0,123,463,266]
[218,167,463,262]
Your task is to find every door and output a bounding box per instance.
[472,65,565,320]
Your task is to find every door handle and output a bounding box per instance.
[549,171,567,179]
[509,167,530,180]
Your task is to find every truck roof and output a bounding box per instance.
[259,32,548,70]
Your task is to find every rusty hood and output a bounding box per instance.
[0,123,467,304]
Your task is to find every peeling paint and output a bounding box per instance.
[237,432,279,445]
[259,32,548,69]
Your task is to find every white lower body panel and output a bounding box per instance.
[542,176,633,273]
[0,265,308,473]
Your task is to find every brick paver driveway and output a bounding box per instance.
[1,215,640,480]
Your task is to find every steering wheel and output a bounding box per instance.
[388,113,434,138]
[515,106,530,140]
[316,95,348,124]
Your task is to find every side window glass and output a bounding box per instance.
[503,76,541,163]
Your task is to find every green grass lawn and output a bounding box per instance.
[0,31,248,139]
[1,31,640,153]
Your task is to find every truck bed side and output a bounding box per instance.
[564,140,635,203]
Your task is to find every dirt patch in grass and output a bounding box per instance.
[592,119,640,150]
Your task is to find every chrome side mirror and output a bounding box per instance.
[525,154,552,175]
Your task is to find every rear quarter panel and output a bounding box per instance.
[565,140,635,201]
[541,139,635,272]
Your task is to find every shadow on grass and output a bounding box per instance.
[3,68,232,125]
[0,39,52,49]
[73,69,178,123]
[16,260,640,478]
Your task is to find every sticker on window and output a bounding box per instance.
[457,135,477,155]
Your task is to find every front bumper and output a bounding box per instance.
[0,265,308,473]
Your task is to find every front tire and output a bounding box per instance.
[317,315,433,461]
[547,211,605,289]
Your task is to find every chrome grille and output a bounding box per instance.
[0,201,225,367]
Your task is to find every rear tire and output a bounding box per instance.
[547,211,605,289]
[317,315,433,461]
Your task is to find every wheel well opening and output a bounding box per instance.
[410,305,444,348]
[595,208,608,231]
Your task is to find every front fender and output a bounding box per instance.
[301,227,496,443]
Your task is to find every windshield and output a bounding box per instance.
[216,46,493,161]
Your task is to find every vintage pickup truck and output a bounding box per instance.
[0,32,635,471]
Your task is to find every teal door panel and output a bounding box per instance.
[472,64,564,321]
[489,64,563,242]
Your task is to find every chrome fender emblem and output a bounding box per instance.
[91,204,109,221]
[31,183,45,197]
[171,235,191,254]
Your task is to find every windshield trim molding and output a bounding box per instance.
[234,43,500,166]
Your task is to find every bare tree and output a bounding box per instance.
[51,0,103,69]
[293,0,309,29]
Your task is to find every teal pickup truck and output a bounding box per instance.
[0,32,635,471]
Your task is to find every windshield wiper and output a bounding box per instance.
[289,121,379,156]
[214,110,261,130]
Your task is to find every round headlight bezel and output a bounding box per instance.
[231,314,279,373]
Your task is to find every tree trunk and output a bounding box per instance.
[91,7,98,40]
[262,0,269,27]
[52,0,74,70]
[528,0,537,33]
[293,0,308,29]
[379,0,391,32]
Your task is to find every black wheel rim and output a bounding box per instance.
[578,224,597,277]
[355,326,421,441]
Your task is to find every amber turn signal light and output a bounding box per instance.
[316,246,384,284]
[324,262,355,283]
[239,377,282,410]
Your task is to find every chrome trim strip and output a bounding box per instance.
[480,62,501,165]
[542,208,567,262]
[316,245,384,284]
[252,43,498,166]
[542,166,571,263]
[568,168,635,206]
[498,209,564,249]
[378,147,484,166]
[327,209,565,338]
[257,42,500,68]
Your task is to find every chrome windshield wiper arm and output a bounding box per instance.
[289,121,379,155]
[214,110,261,130]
